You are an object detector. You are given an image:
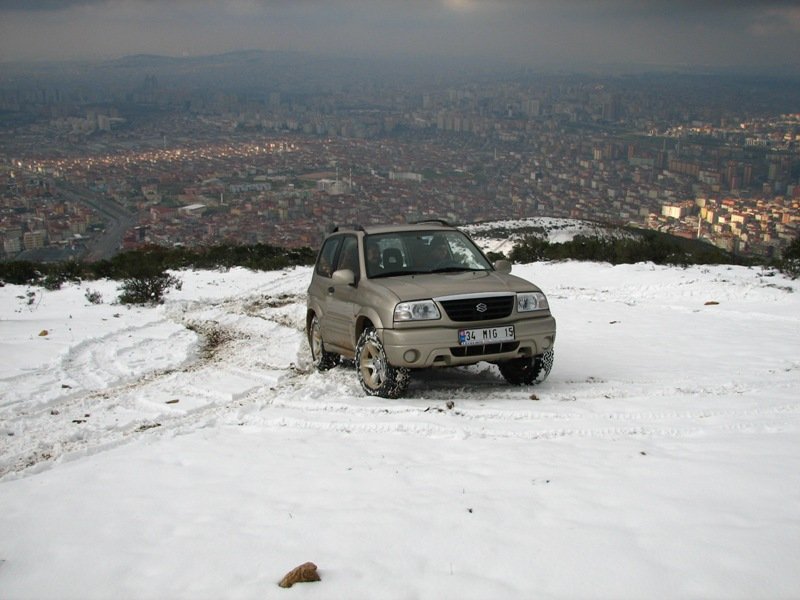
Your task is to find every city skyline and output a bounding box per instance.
[1,1,800,74]
[2,70,797,261]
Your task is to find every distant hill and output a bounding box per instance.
[105,54,186,68]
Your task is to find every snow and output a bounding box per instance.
[464,217,628,256]
[1,261,800,599]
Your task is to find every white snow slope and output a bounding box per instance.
[1,261,799,600]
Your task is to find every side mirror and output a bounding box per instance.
[331,269,356,286]
[493,260,512,274]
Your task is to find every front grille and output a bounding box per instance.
[450,341,519,357]
[439,295,514,322]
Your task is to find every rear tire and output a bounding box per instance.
[308,314,340,371]
[355,328,410,399]
[498,348,554,385]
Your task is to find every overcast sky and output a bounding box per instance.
[1,0,799,71]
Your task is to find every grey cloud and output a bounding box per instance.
[1,0,798,68]
[2,0,798,13]
[0,0,101,9]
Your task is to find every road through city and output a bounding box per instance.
[57,183,137,261]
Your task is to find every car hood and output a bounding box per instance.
[369,270,540,301]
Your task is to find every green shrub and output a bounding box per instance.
[781,235,800,279]
[42,272,67,290]
[84,289,103,304]
[0,261,40,285]
[486,250,507,262]
[118,272,182,305]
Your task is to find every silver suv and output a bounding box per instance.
[306,221,556,398]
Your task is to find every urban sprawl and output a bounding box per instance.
[1,67,798,261]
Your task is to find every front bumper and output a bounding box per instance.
[380,315,556,368]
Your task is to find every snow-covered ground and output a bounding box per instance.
[1,261,799,599]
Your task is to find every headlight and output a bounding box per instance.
[517,291,549,312]
[394,300,441,321]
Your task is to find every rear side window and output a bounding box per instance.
[316,236,341,278]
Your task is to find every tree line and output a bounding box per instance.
[507,229,744,267]
[2,231,798,305]
[0,243,316,304]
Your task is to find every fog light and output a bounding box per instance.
[403,349,419,363]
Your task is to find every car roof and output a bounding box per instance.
[329,221,458,237]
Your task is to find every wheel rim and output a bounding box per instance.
[310,318,323,362]
[359,340,387,390]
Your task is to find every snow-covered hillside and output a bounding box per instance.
[464,217,632,256]
[1,261,799,599]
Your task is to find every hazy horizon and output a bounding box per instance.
[1,1,799,75]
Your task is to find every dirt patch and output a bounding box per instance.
[185,321,238,359]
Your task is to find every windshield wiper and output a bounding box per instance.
[429,267,485,274]
[370,270,427,278]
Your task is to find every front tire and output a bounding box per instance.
[355,328,410,398]
[498,348,554,385]
[308,314,340,371]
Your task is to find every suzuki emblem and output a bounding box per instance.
[475,302,488,313]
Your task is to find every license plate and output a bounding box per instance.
[458,325,515,346]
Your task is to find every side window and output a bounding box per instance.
[335,235,359,274]
[316,237,341,278]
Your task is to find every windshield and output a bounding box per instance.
[365,230,492,278]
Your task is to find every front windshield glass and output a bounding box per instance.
[365,230,492,278]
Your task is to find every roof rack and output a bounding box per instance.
[408,218,455,227]
[328,223,366,234]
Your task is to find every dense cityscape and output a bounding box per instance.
[1,53,798,261]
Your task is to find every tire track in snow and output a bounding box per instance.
[4,267,798,478]
[0,319,195,410]
[0,286,309,479]
[242,351,800,445]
